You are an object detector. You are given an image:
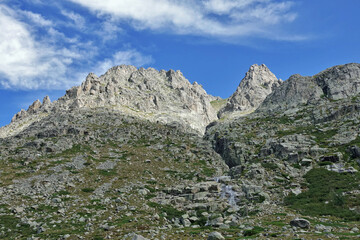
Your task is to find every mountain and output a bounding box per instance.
[0,63,360,239]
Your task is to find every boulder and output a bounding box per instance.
[350,146,360,158]
[207,231,225,240]
[290,218,310,229]
[131,234,149,240]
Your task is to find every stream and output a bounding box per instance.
[214,176,238,208]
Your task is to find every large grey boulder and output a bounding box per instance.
[290,218,310,229]
[219,64,281,117]
[131,234,149,240]
[207,231,225,240]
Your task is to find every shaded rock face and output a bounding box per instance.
[258,63,360,113]
[219,64,282,117]
[315,63,360,100]
[2,65,218,138]
[257,74,323,113]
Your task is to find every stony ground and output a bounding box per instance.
[0,102,359,239]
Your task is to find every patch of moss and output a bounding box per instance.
[146,202,184,220]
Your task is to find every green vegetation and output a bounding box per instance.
[0,215,35,238]
[210,99,227,111]
[98,169,117,176]
[147,202,185,220]
[285,168,360,221]
[201,167,216,177]
[61,144,94,155]
[81,188,95,193]
[261,162,278,170]
[277,126,338,144]
[115,216,132,226]
[264,221,287,227]
[243,226,264,237]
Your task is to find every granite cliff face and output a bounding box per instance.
[219,64,282,117]
[0,63,360,239]
[258,63,360,113]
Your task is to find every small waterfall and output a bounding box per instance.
[215,176,238,207]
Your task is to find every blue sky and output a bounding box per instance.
[1,0,360,127]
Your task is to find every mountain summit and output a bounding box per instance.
[219,64,282,117]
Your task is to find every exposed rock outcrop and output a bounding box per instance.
[219,64,282,117]
[258,63,360,113]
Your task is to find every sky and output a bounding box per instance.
[1,0,360,127]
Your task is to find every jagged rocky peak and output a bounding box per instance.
[58,65,218,132]
[11,96,52,123]
[43,96,51,106]
[3,65,218,137]
[258,63,360,113]
[219,64,282,117]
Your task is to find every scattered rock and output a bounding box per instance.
[207,231,225,240]
[131,234,149,240]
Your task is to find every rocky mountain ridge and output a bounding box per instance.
[2,65,219,138]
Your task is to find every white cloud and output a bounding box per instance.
[67,0,299,39]
[203,0,264,14]
[61,10,86,29]
[0,5,85,89]
[230,2,296,25]
[21,10,53,26]
[94,49,153,76]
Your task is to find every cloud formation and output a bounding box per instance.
[68,0,298,38]
[0,4,152,90]
[0,5,79,89]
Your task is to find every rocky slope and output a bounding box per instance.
[205,63,360,238]
[218,64,282,118]
[0,63,360,239]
